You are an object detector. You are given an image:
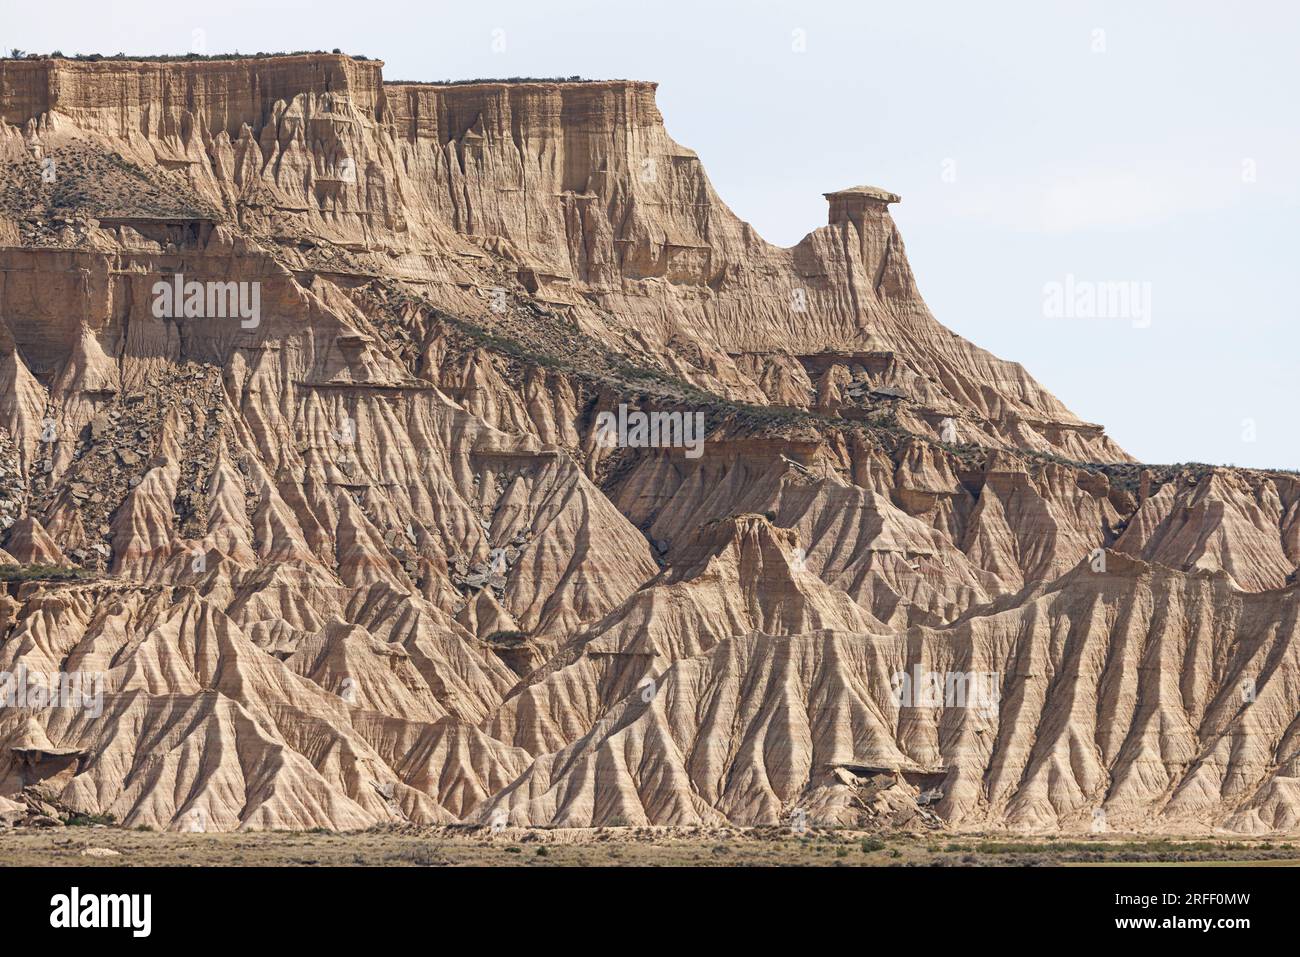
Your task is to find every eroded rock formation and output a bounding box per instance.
[0,53,1295,834]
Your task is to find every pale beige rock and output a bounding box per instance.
[80,846,120,857]
[0,54,1292,836]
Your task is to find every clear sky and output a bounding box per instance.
[8,0,1298,468]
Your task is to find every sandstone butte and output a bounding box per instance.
[0,53,1295,836]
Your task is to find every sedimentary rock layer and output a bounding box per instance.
[0,53,1293,833]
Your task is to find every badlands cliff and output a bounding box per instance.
[0,53,1296,834]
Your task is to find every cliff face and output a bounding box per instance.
[0,54,1295,834]
[0,55,1123,459]
[0,55,386,132]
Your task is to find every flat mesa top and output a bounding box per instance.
[823,185,902,204]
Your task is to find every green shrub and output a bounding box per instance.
[0,564,92,582]
[66,812,116,827]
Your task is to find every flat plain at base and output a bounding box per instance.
[2,827,1299,867]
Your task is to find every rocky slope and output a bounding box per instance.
[0,53,1295,834]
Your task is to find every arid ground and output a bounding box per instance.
[4,827,1300,867]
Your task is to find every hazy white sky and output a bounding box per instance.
[8,0,1298,468]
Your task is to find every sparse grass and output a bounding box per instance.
[65,812,116,827]
[0,563,93,582]
[3,828,1284,867]
[383,844,448,866]
[485,630,527,644]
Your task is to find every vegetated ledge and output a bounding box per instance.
[0,564,94,583]
[412,288,1300,490]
